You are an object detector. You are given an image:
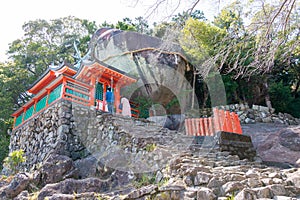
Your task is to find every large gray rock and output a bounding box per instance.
[37,178,109,200]
[74,155,98,179]
[0,173,32,199]
[245,124,300,167]
[278,127,300,151]
[38,154,77,186]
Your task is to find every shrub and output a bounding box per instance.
[0,119,11,171]
[3,149,26,174]
[269,81,293,114]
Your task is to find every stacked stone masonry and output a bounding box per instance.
[4,100,300,199]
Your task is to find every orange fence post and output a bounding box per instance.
[231,112,237,133]
[208,117,214,136]
[189,119,193,136]
[185,119,189,135]
[233,113,243,134]
[219,109,226,132]
[203,118,208,136]
[195,118,200,136]
[191,118,196,136]
[225,111,233,132]
[199,118,204,136]
[213,108,221,133]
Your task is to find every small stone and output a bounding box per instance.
[253,186,272,198]
[235,188,257,200]
[184,176,193,186]
[245,118,255,124]
[194,172,213,186]
[273,178,283,184]
[262,116,272,123]
[221,181,244,195]
[245,169,259,178]
[267,184,287,196]
[261,178,273,186]
[197,187,216,200]
[248,178,262,188]
[207,177,224,188]
[155,171,163,183]
[273,196,296,200]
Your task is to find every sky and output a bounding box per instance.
[0,0,223,62]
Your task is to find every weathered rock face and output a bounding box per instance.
[37,154,78,186]
[255,126,300,167]
[6,99,300,200]
[0,173,32,199]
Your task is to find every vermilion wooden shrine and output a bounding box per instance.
[12,60,137,129]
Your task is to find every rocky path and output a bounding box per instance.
[1,115,299,200]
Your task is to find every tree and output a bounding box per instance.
[0,17,99,168]
[115,17,137,31]
[8,16,96,75]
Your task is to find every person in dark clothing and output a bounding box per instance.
[106,87,114,114]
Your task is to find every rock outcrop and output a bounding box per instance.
[3,100,299,200]
[4,148,298,200]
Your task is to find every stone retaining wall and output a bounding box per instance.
[198,104,300,125]
[218,131,257,161]
[9,100,84,170]
[10,100,194,171]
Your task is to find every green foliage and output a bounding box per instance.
[157,177,170,187]
[181,18,226,63]
[226,192,235,200]
[269,81,293,113]
[269,81,300,117]
[134,96,153,119]
[145,143,156,152]
[115,17,136,31]
[222,75,239,104]
[3,149,26,174]
[0,130,10,171]
[134,173,156,188]
[213,1,244,33]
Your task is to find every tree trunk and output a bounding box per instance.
[263,78,273,111]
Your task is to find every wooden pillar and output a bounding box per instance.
[62,77,67,98]
[33,98,38,114]
[115,84,121,114]
[22,107,27,122]
[90,76,96,107]
[13,116,16,129]
[46,89,51,106]
[103,83,107,111]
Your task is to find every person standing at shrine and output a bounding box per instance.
[106,87,114,114]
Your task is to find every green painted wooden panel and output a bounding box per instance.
[48,84,62,104]
[95,83,103,100]
[15,113,23,127]
[66,88,89,100]
[24,105,34,121]
[35,95,47,113]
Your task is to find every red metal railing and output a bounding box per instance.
[12,75,141,129]
[12,76,93,129]
[185,108,243,136]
